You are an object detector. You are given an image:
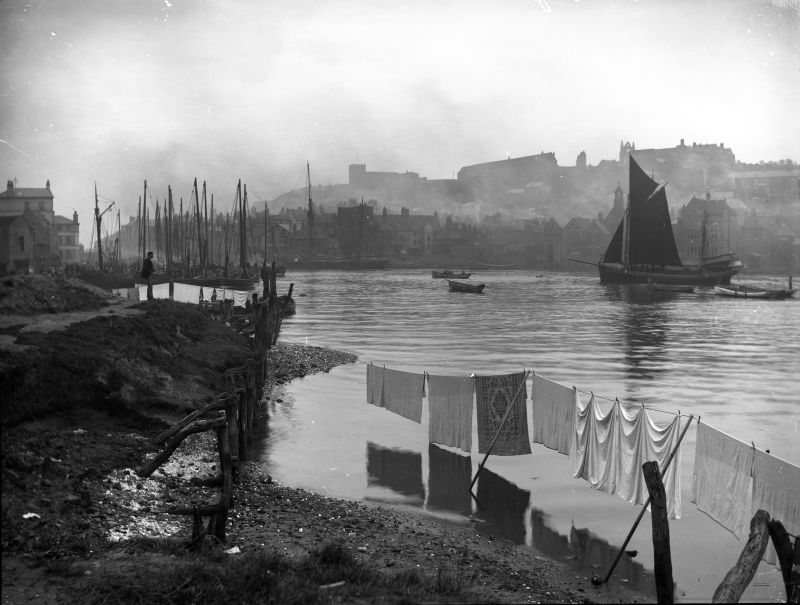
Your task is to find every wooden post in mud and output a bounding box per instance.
[767,519,800,602]
[643,461,673,604]
[225,395,240,480]
[214,420,233,542]
[712,510,771,603]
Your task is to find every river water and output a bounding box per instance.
[251,270,799,602]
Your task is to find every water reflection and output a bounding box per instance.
[427,444,472,516]
[601,285,671,382]
[366,442,425,503]
[474,467,530,544]
[529,509,652,592]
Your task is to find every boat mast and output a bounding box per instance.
[241,183,249,274]
[143,180,148,256]
[307,162,314,258]
[264,201,269,267]
[94,183,103,271]
[700,210,707,263]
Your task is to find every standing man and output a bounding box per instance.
[141,251,155,300]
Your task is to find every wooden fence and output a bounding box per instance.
[135,265,292,545]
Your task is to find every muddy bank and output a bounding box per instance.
[1,276,650,603]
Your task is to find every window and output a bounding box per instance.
[39,201,45,211]
[19,236,25,252]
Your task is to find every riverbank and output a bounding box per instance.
[1,275,650,604]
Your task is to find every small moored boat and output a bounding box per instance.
[714,284,796,299]
[433,269,471,279]
[448,280,485,293]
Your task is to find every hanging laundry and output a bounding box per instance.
[573,396,683,519]
[382,367,425,423]
[366,363,383,407]
[691,422,754,539]
[615,407,683,519]
[172,282,202,304]
[752,449,800,564]
[233,290,249,307]
[532,374,577,455]
[752,450,800,535]
[427,374,474,452]
[152,282,171,300]
[427,443,472,516]
[573,395,620,494]
[475,372,530,456]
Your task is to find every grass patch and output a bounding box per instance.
[72,541,488,605]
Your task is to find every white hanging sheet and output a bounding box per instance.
[691,422,754,539]
[573,396,683,519]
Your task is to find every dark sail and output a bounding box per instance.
[627,157,682,267]
[603,220,624,263]
[602,156,683,268]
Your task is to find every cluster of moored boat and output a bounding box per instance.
[432,269,486,293]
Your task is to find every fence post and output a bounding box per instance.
[712,510,771,603]
[643,461,674,604]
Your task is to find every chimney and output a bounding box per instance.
[46,179,50,190]
[73,210,79,224]
[6,180,13,191]
[680,138,685,146]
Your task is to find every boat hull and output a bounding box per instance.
[598,263,739,286]
[447,280,485,293]
[714,285,796,299]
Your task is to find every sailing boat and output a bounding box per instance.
[597,156,741,286]
[288,163,390,270]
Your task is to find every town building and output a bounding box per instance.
[0,179,81,273]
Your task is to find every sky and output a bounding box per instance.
[1,0,799,245]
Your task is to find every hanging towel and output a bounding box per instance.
[532,374,577,455]
[152,282,170,299]
[366,363,384,407]
[382,368,425,423]
[573,397,683,518]
[691,422,754,539]
[427,443,472,516]
[172,282,202,304]
[475,372,530,456]
[753,449,800,564]
[752,450,800,535]
[427,374,474,452]
[233,290,249,307]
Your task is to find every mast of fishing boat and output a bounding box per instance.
[209,194,215,268]
[307,161,314,259]
[94,183,103,271]
[193,178,203,276]
[143,180,148,257]
[203,181,209,272]
[264,201,269,267]
[241,183,249,274]
[700,209,708,263]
